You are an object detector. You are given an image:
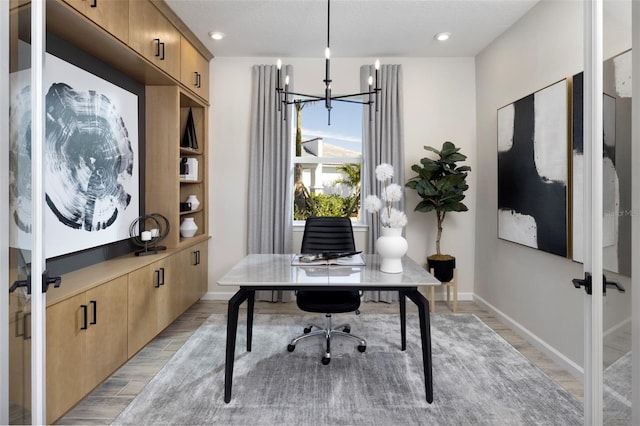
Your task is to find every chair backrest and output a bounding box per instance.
[301,217,356,254]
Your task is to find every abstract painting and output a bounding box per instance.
[497,79,569,257]
[9,52,139,258]
[572,49,632,276]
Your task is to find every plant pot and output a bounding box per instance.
[427,255,456,282]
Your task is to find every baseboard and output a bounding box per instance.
[473,294,584,381]
[428,290,474,302]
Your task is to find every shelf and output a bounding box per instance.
[179,208,202,216]
[179,179,203,184]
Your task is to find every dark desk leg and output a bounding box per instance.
[246,290,255,352]
[405,289,433,404]
[399,291,406,351]
[225,288,250,403]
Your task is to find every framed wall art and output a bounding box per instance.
[9,50,140,259]
[497,79,569,257]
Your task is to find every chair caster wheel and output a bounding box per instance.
[287,344,295,352]
[343,327,351,333]
[358,345,366,353]
[303,327,312,333]
[321,357,330,365]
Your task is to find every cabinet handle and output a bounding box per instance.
[160,267,166,285]
[192,250,198,266]
[15,311,24,338]
[154,269,161,288]
[23,312,31,340]
[81,305,88,330]
[154,38,161,57]
[90,300,97,325]
[90,0,97,7]
[194,72,201,88]
[160,42,165,60]
[197,250,201,265]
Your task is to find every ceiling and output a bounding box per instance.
[164,0,541,58]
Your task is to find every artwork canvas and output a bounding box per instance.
[9,52,139,258]
[497,79,569,257]
[572,49,631,276]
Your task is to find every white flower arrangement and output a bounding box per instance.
[364,163,408,228]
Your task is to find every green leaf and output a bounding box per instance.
[415,201,436,213]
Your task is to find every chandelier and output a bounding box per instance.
[275,0,380,125]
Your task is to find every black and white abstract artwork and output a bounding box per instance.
[572,49,631,276]
[497,79,568,257]
[9,52,139,258]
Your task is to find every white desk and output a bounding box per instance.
[218,254,440,403]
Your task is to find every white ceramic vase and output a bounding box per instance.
[186,194,200,211]
[375,226,408,273]
[180,217,198,238]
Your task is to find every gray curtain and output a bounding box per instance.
[360,64,405,303]
[248,64,294,302]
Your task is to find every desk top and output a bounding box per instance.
[217,254,440,287]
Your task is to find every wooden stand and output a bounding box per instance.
[428,268,458,313]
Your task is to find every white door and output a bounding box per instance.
[2,1,48,424]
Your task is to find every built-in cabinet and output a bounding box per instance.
[46,276,128,424]
[63,0,129,43]
[127,255,180,357]
[145,86,208,248]
[129,0,181,79]
[180,36,210,100]
[36,0,213,422]
[178,240,208,312]
[46,239,209,423]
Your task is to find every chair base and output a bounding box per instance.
[288,314,366,364]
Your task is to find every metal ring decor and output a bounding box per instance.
[129,213,170,256]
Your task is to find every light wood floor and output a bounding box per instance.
[57,299,585,425]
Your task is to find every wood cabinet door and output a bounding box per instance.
[156,255,180,331]
[84,275,128,390]
[127,264,159,357]
[129,0,181,79]
[46,293,87,424]
[180,37,210,100]
[63,0,129,43]
[178,241,208,311]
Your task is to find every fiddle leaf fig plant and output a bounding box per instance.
[406,141,470,258]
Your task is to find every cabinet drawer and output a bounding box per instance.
[63,0,129,43]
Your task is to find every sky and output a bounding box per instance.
[298,99,363,154]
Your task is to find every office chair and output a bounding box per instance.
[287,216,366,365]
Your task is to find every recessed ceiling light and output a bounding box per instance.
[434,32,451,42]
[209,32,224,41]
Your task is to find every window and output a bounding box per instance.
[291,100,363,222]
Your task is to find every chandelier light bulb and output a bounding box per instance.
[375,59,380,70]
[325,47,331,59]
[368,76,373,86]
[285,75,290,85]
[277,59,282,69]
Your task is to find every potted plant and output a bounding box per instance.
[405,141,470,282]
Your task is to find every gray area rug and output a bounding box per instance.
[604,351,632,426]
[113,313,583,425]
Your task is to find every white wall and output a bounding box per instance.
[474,0,632,375]
[208,56,476,299]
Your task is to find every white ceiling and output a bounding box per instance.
[164,0,541,58]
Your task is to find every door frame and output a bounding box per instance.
[583,1,604,424]
[632,3,640,425]
[1,1,10,422]
[30,0,47,423]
